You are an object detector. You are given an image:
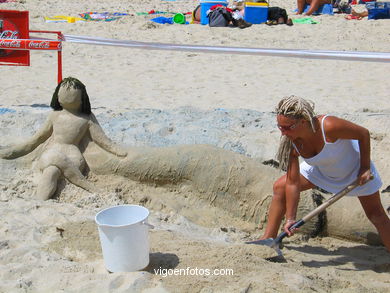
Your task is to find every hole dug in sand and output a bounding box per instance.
[46,221,101,262]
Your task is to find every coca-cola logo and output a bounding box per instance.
[0,18,19,57]
[0,30,19,39]
[28,41,50,49]
[0,40,21,48]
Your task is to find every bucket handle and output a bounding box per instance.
[142,221,154,229]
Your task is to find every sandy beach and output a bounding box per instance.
[1,0,390,292]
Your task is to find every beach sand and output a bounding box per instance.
[0,0,390,292]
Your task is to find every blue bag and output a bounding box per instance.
[366,2,390,19]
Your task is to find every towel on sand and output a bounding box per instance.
[44,15,85,23]
[79,12,129,21]
[292,17,319,24]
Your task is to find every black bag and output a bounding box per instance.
[208,7,233,27]
[267,7,288,22]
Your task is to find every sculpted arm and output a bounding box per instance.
[0,114,53,159]
[88,113,127,157]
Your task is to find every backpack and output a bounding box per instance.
[208,7,233,27]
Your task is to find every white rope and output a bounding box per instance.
[63,34,390,63]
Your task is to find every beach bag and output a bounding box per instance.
[208,7,232,27]
[267,7,288,22]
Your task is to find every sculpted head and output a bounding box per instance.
[50,77,91,114]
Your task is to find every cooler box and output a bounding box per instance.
[366,2,390,19]
[244,2,269,24]
[200,0,228,25]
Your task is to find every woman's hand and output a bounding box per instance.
[358,168,372,186]
[283,219,297,237]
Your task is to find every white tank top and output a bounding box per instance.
[296,115,382,196]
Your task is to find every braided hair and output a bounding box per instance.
[275,95,316,170]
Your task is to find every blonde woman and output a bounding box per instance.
[259,95,390,252]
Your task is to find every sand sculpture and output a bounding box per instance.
[1,78,276,209]
[0,77,384,245]
[0,77,127,200]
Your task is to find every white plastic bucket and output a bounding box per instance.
[95,204,153,272]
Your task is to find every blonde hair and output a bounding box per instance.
[275,95,316,170]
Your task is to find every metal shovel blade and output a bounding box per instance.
[244,176,371,261]
[245,238,284,258]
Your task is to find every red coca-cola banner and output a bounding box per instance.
[0,10,30,66]
[0,39,62,51]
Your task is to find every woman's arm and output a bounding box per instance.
[0,114,53,159]
[324,116,371,185]
[284,147,301,236]
[88,113,127,157]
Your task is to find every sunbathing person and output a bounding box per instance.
[349,8,369,19]
[296,0,332,15]
[191,4,201,24]
[0,77,127,200]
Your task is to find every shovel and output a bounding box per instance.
[246,175,373,258]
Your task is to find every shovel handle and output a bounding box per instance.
[274,174,374,244]
[274,220,305,244]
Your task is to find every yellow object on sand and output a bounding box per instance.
[44,15,85,23]
[245,2,268,6]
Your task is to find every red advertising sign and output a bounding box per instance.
[0,10,30,66]
[0,39,62,51]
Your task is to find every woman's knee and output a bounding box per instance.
[360,194,390,226]
[273,177,286,199]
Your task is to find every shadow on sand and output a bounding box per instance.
[144,252,180,273]
[285,243,390,273]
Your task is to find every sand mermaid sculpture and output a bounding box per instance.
[0,77,387,246]
[0,78,278,216]
[0,77,128,200]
